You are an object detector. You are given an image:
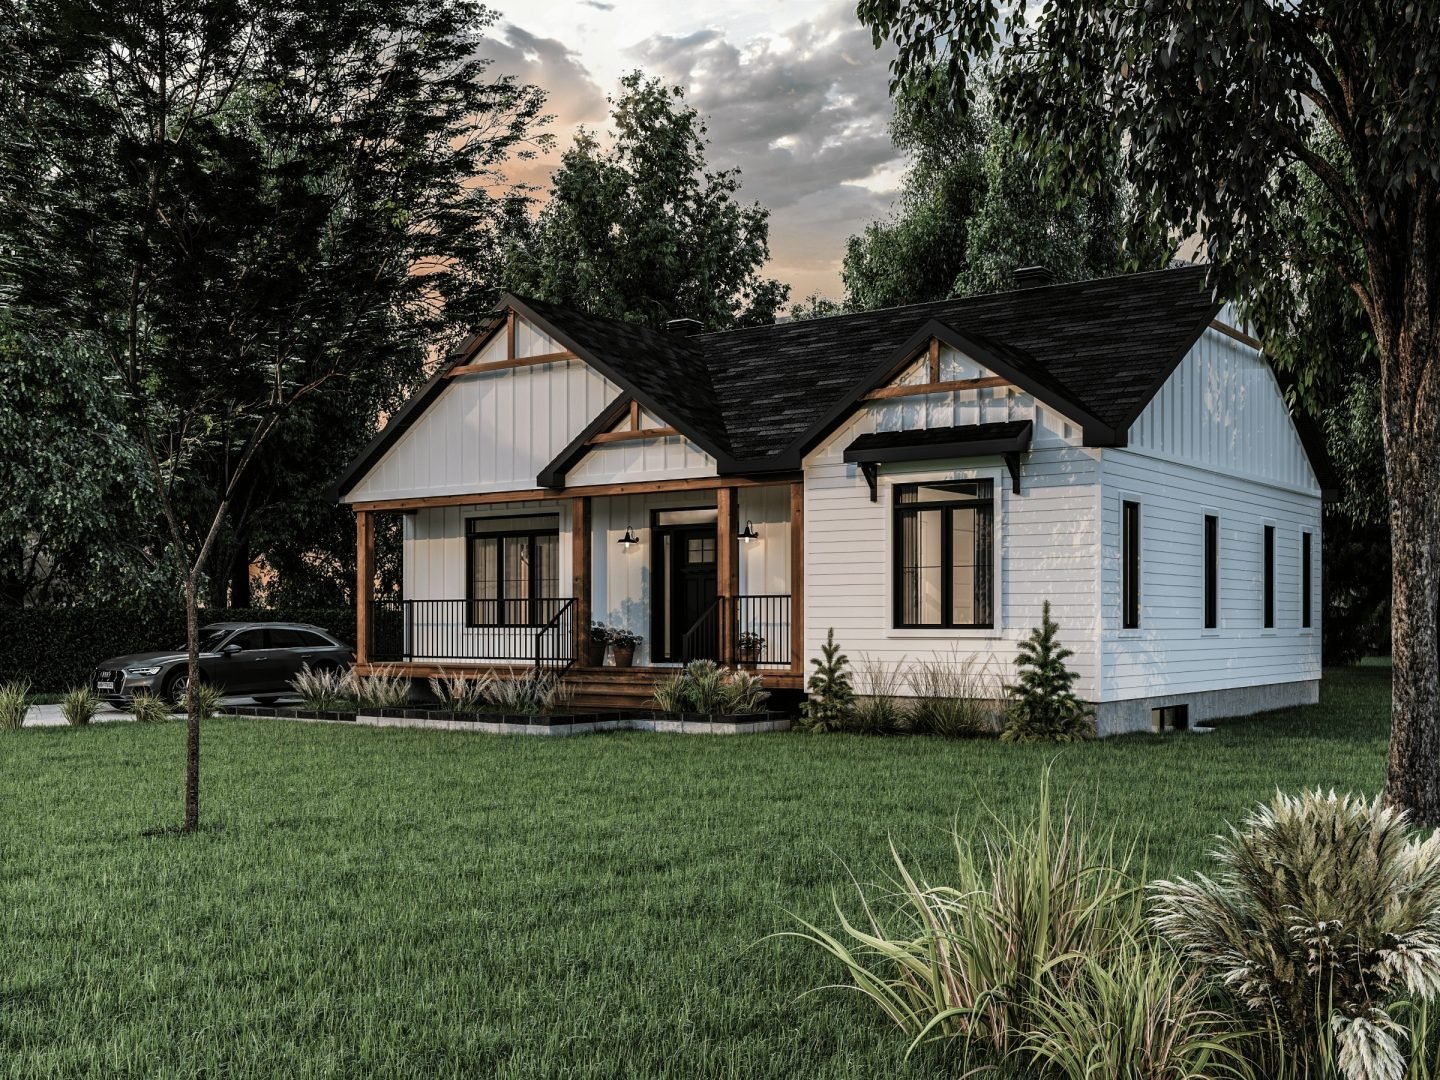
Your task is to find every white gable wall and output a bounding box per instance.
[1099,327,1322,705]
[802,342,1102,699]
[567,434,716,484]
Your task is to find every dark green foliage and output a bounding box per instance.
[0,606,354,692]
[798,629,856,732]
[506,71,788,331]
[1001,602,1095,742]
[836,72,1167,313]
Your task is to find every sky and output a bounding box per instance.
[479,0,906,302]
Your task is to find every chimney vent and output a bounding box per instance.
[1013,265,1056,289]
[664,317,705,336]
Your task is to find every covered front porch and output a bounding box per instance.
[351,476,806,693]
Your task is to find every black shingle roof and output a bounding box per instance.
[333,266,1243,497]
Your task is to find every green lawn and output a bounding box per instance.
[0,667,1390,1079]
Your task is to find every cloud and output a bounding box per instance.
[625,2,905,297]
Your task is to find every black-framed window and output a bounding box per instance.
[1122,500,1141,629]
[1203,514,1219,629]
[894,480,994,629]
[1301,531,1313,629]
[1263,525,1275,629]
[466,522,560,626]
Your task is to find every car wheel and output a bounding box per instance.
[164,670,191,706]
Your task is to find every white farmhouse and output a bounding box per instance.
[332,265,1330,733]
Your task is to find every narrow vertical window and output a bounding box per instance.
[1263,525,1275,629]
[1122,500,1140,629]
[1203,514,1219,629]
[1302,531,1313,628]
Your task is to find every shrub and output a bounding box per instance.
[649,660,770,715]
[786,771,1142,1058]
[184,681,225,720]
[483,668,571,715]
[906,650,1003,736]
[0,679,31,730]
[291,664,355,711]
[353,666,412,710]
[1151,790,1440,1080]
[61,687,99,727]
[1001,601,1095,742]
[851,654,911,734]
[128,692,173,723]
[1020,936,1257,1080]
[797,629,855,731]
[427,670,493,712]
[720,669,769,715]
[737,630,766,653]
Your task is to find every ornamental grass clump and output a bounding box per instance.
[906,649,1003,737]
[785,771,1143,1059]
[290,665,354,711]
[353,667,412,710]
[483,668,570,715]
[850,654,911,734]
[0,679,30,730]
[127,692,172,723]
[184,681,224,720]
[1151,790,1440,1080]
[61,687,99,727]
[1001,601,1095,743]
[427,670,493,712]
[648,660,769,715]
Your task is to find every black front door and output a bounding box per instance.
[654,525,718,662]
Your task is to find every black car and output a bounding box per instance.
[91,622,353,706]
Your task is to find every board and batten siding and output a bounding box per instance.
[1098,326,1322,700]
[566,434,716,485]
[802,342,1102,698]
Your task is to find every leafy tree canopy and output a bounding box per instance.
[506,71,789,331]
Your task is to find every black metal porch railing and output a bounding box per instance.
[679,598,721,663]
[369,598,576,671]
[733,594,792,668]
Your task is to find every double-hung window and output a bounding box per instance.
[894,480,995,629]
[466,519,561,627]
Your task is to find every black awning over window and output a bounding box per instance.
[843,420,1033,499]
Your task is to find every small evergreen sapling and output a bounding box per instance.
[1001,601,1095,742]
[799,629,856,731]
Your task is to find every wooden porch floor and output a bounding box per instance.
[354,661,804,710]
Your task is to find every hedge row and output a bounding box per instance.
[0,606,356,692]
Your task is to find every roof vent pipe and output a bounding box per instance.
[1013,265,1056,288]
[664,317,705,336]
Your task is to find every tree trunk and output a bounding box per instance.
[1381,279,1440,822]
[183,572,201,832]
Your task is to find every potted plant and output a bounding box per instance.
[587,622,611,667]
[609,628,642,668]
[736,630,766,669]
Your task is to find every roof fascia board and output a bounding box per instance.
[500,294,739,471]
[537,394,635,489]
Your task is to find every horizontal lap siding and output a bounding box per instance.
[804,387,1100,697]
[1099,450,1321,699]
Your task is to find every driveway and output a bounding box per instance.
[23,697,296,727]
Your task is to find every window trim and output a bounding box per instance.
[891,478,997,631]
[1300,528,1314,631]
[1262,522,1276,630]
[1202,512,1220,631]
[1121,498,1142,630]
[464,520,561,628]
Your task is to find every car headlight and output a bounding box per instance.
[124,666,162,677]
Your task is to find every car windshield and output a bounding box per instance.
[173,629,233,653]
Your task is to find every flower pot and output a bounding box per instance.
[611,643,636,668]
[586,642,608,667]
[737,647,760,670]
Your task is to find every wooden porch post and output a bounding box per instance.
[355,509,374,667]
[717,485,738,666]
[789,481,804,675]
[572,496,592,663]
